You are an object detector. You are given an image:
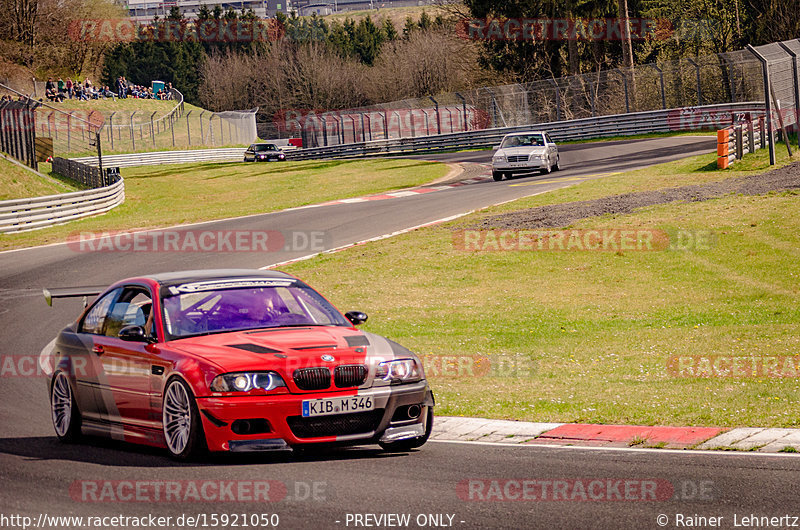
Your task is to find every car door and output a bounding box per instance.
[245,144,255,161]
[545,133,558,164]
[91,285,163,433]
[70,288,121,424]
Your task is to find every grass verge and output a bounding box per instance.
[282,147,800,428]
[0,158,448,250]
[0,157,76,200]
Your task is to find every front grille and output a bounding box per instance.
[293,367,331,390]
[507,155,530,163]
[334,365,367,388]
[287,409,384,438]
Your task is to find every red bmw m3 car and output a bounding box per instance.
[42,270,434,459]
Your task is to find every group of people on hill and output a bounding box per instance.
[116,76,173,100]
[45,78,114,102]
[42,77,174,103]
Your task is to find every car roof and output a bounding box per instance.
[504,131,546,137]
[142,269,294,287]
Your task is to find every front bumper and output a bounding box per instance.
[492,159,547,173]
[196,381,432,452]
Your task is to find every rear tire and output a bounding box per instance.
[51,371,81,443]
[163,377,206,460]
[379,407,433,452]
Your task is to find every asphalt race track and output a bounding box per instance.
[5,135,797,529]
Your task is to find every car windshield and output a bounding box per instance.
[161,280,350,339]
[253,144,278,152]
[501,134,544,148]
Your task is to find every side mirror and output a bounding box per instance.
[119,325,155,343]
[345,311,368,326]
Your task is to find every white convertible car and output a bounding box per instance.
[491,131,560,181]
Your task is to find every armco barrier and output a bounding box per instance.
[717,116,768,168]
[283,102,765,161]
[70,147,247,168]
[66,103,764,168]
[0,172,124,233]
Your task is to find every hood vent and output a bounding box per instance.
[227,343,281,354]
[344,335,370,347]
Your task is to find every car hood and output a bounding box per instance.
[496,146,546,157]
[169,326,414,376]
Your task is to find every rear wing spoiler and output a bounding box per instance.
[43,286,107,307]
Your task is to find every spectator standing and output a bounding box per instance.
[65,78,73,99]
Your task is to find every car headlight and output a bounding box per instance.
[493,155,506,162]
[210,372,286,392]
[376,359,422,383]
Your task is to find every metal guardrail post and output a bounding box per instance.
[735,125,743,159]
[747,45,776,164]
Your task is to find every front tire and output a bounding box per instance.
[163,377,206,460]
[492,171,503,181]
[379,407,433,452]
[51,371,81,442]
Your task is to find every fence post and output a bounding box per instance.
[130,110,137,151]
[777,41,800,149]
[199,111,205,144]
[66,112,72,152]
[650,64,667,109]
[149,111,157,148]
[108,112,115,151]
[455,92,468,131]
[748,118,755,153]
[547,79,561,121]
[611,69,630,113]
[429,96,441,135]
[96,132,103,178]
[747,45,776,165]
[171,111,176,147]
[186,110,192,146]
[686,58,702,106]
[735,125,743,159]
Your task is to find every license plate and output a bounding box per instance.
[510,162,528,167]
[302,395,374,417]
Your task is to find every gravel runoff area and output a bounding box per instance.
[473,161,800,229]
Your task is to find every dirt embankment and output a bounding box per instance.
[472,161,800,230]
